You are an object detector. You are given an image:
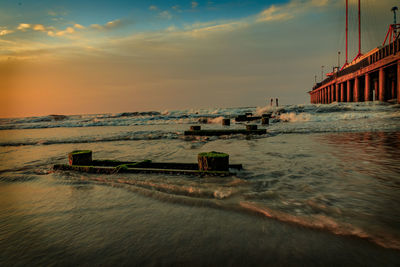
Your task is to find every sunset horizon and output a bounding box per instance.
[1,0,396,117]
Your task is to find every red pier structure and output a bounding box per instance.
[309,4,400,104]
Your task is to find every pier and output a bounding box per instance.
[309,1,400,104]
[309,38,400,104]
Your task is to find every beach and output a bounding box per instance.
[1,102,400,265]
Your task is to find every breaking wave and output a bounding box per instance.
[240,201,400,251]
[51,171,400,251]
[0,131,180,146]
[1,102,399,134]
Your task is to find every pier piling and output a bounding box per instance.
[354,77,360,102]
[347,80,352,102]
[397,61,400,103]
[365,73,371,101]
[379,68,386,101]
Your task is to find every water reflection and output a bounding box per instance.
[315,132,400,182]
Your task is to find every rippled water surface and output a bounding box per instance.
[1,102,400,265]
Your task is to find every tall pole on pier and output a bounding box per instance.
[392,6,398,36]
[358,0,361,57]
[321,65,324,81]
[345,0,348,66]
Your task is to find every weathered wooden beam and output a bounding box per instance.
[190,125,201,131]
[246,124,257,131]
[53,164,234,176]
[66,160,242,170]
[184,129,266,136]
[235,115,262,122]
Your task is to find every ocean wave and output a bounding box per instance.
[0,175,38,183]
[0,131,180,146]
[239,201,400,251]
[111,111,161,118]
[1,102,399,131]
[278,112,311,122]
[51,170,400,251]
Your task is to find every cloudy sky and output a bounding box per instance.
[0,0,397,117]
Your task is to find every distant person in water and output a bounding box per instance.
[276,98,279,107]
[270,98,273,106]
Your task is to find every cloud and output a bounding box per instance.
[0,29,13,36]
[90,19,124,30]
[48,26,75,37]
[159,11,172,20]
[149,5,158,11]
[48,25,82,37]
[105,20,122,28]
[33,24,46,32]
[188,21,248,37]
[311,0,329,7]
[256,0,331,23]
[186,21,220,30]
[166,25,177,32]
[172,5,181,11]
[90,24,103,30]
[74,24,85,29]
[47,9,68,17]
[48,10,58,16]
[192,1,199,8]
[257,5,292,22]
[176,0,332,38]
[17,23,31,31]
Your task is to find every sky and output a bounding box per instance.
[0,0,398,117]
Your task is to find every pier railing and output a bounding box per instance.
[312,38,400,91]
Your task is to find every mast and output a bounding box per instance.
[345,0,348,65]
[358,0,361,56]
[353,0,362,60]
[392,6,398,36]
[341,0,349,70]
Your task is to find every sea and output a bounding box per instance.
[1,101,400,266]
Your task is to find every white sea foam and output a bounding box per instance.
[278,112,311,122]
[207,116,225,124]
[1,102,399,133]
